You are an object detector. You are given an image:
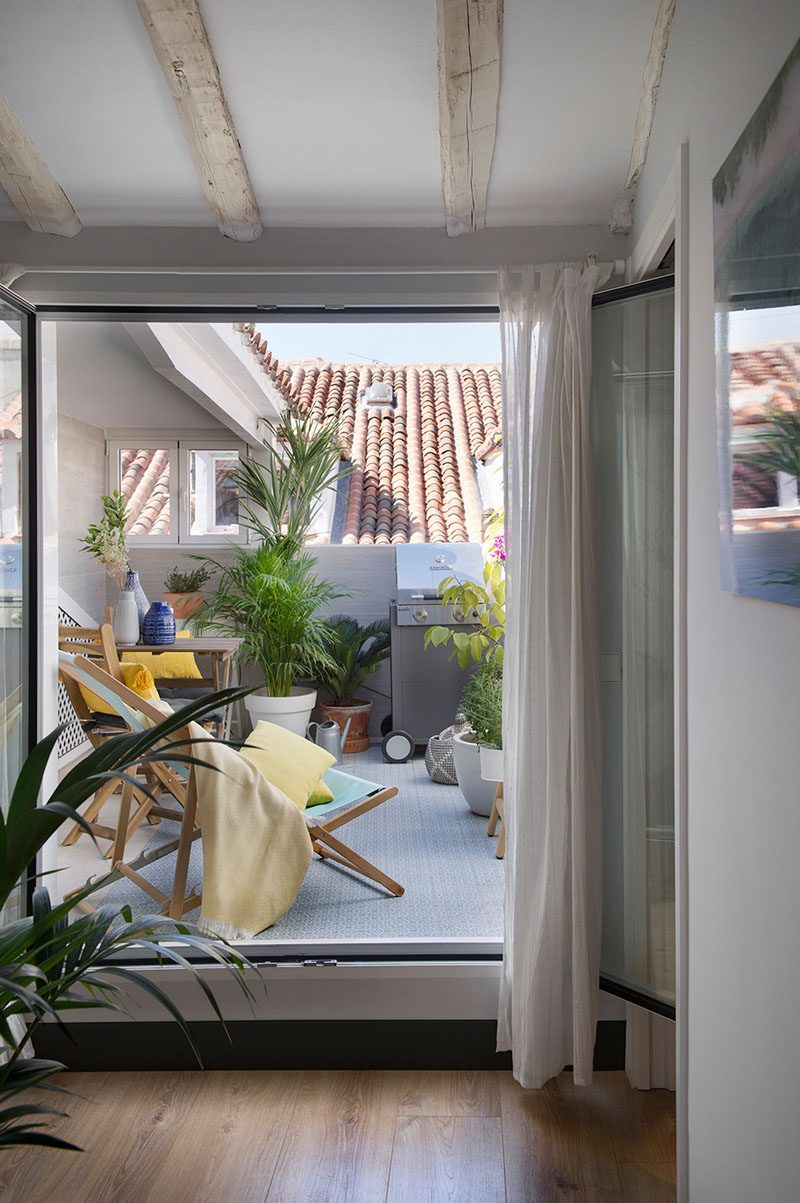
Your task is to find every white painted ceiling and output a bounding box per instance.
[0,0,658,229]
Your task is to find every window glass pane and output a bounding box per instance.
[0,305,25,923]
[119,448,172,536]
[189,450,239,536]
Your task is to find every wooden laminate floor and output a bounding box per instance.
[0,1069,676,1202]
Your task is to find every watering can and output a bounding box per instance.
[306,718,351,761]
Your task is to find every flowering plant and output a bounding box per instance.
[81,490,130,587]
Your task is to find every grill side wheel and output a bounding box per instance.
[381,729,415,764]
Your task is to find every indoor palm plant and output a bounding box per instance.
[233,407,349,552]
[316,616,391,753]
[195,542,348,734]
[0,689,255,1152]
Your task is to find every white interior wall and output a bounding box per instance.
[632,7,800,1201]
[56,322,229,430]
[57,413,106,620]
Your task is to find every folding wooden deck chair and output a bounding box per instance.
[303,770,403,897]
[59,652,203,919]
[58,623,163,855]
[60,652,405,922]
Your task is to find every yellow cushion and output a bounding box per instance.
[241,720,335,811]
[307,779,335,807]
[121,633,202,680]
[78,662,160,716]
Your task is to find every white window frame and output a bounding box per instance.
[179,439,248,545]
[107,433,249,547]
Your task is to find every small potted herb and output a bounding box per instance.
[164,564,212,621]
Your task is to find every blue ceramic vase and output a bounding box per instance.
[142,601,176,645]
[124,569,150,636]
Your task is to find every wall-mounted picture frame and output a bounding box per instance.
[714,39,800,606]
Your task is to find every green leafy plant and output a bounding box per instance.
[164,564,212,594]
[747,403,800,485]
[81,490,129,588]
[195,543,348,696]
[0,688,257,1151]
[315,616,391,706]
[460,663,503,749]
[423,512,506,669]
[233,409,350,552]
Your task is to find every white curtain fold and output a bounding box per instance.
[497,260,613,1088]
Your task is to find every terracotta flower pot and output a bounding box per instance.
[163,591,204,620]
[320,698,372,754]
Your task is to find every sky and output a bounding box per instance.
[728,304,800,349]
[256,320,501,366]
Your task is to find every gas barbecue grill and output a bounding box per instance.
[382,542,485,763]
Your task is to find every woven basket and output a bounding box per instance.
[425,715,469,786]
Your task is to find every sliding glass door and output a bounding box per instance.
[593,279,676,1016]
[0,288,35,921]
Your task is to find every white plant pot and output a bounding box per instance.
[452,731,497,817]
[244,687,317,737]
[479,744,503,783]
[112,590,140,645]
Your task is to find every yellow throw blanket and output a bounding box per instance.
[186,722,313,939]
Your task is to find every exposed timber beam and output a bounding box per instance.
[136,0,263,242]
[612,0,676,232]
[436,0,503,238]
[0,93,81,237]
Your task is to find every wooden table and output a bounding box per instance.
[116,636,242,735]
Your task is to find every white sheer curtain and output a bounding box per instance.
[497,260,612,1088]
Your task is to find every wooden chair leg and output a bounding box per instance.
[103,786,155,859]
[61,778,118,846]
[168,772,199,919]
[487,783,505,859]
[312,827,404,897]
[110,781,134,867]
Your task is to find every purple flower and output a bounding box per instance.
[488,534,506,564]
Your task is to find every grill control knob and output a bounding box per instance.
[413,607,429,623]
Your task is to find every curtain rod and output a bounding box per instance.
[17,261,627,278]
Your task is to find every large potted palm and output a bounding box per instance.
[196,542,347,735]
[316,616,391,753]
[195,409,352,734]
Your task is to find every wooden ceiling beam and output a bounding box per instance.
[436,0,503,238]
[0,93,81,237]
[136,0,262,242]
[612,0,676,232]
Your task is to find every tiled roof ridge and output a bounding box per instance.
[235,321,295,405]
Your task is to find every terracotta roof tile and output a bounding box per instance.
[234,324,505,541]
[238,324,502,545]
[0,392,22,439]
[729,342,800,426]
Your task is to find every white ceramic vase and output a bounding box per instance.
[452,731,497,816]
[244,686,317,737]
[112,590,140,645]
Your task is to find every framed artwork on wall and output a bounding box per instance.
[714,38,800,606]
